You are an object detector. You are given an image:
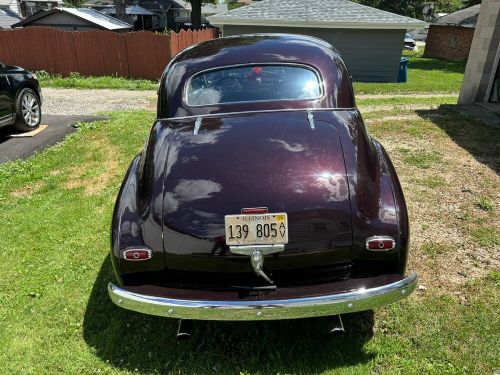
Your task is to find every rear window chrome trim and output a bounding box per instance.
[158,107,358,122]
[183,62,325,108]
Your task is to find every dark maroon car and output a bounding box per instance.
[108,34,417,331]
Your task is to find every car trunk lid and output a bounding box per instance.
[161,111,352,285]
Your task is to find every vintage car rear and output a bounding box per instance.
[108,34,417,325]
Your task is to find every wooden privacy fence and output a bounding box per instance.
[0,27,218,80]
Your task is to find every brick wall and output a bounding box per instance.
[424,25,475,61]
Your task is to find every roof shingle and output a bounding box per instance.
[432,4,480,28]
[208,0,426,29]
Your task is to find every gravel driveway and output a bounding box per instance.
[42,88,157,115]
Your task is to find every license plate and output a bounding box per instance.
[224,213,288,246]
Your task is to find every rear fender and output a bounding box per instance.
[321,110,408,274]
[111,122,170,283]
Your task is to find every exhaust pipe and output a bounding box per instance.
[329,314,345,335]
[176,319,192,340]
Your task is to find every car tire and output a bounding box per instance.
[13,88,41,132]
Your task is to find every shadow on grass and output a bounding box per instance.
[83,256,375,374]
[409,57,466,74]
[416,106,499,175]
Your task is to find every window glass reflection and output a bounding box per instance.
[187,65,321,106]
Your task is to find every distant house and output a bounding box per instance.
[87,0,226,31]
[0,7,21,28]
[173,1,227,30]
[424,5,481,61]
[11,7,132,31]
[208,0,426,82]
[19,0,64,17]
[0,0,20,16]
[0,0,21,28]
[99,5,154,30]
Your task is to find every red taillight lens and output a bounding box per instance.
[366,237,395,251]
[123,249,152,261]
[241,207,269,214]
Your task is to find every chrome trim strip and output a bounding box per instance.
[108,272,417,321]
[0,113,15,127]
[365,236,396,251]
[158,107,358,122]
[183,62,325,108]
[229,244,285,256]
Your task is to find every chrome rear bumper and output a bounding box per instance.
[108,273,417,321]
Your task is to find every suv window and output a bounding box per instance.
[186,65,321,106]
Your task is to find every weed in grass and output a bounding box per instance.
[457,211,473,221]
[486,271,500,284]
[475,196,494,212]
[471,226,500,247]
[421,243,449,258]
[418,176,446,188]
[399,149,442,169]
[422,223,430,230]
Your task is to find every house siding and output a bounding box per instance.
[424,25,475,61]
[221,25,405,82]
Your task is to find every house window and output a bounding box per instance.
[449,35,458,48]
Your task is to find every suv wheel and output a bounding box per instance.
[14,88,41,132]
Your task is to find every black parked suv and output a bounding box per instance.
[0,62,42,132]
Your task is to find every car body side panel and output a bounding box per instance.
[317,110,407,273]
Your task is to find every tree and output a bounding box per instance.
[353,0,477,19]
[226,0,244,10]
[63,0,86,6]
[462,0,482,7]
[113,0,127,23]
[188,0,217,30]
[433,0,463,13]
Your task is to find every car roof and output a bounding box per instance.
[159,33,355,118]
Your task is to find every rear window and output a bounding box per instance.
[186,65,322,106]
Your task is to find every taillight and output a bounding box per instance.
[366,236,395,251]
[123,248,152,261]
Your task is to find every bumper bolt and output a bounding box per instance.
[401,289,406,295]
[118,299,123,304]
[168,309,174,314]
[347,303,353,308]
[256,311,262,317]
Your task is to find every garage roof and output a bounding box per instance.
[432,4,480,28]
[12,7,132,30]
[208,0,427,30]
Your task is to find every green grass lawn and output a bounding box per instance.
[353,52,466,95]
[0,109,498,374]
[37,71,158,91]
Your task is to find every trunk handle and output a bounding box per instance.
[193,116,202,135]
[307,110,315,130]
